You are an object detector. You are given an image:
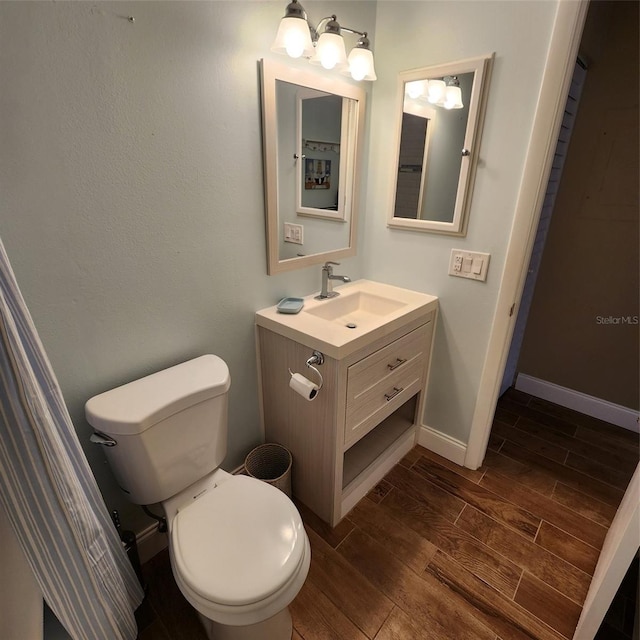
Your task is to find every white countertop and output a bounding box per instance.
[255,279,438,360]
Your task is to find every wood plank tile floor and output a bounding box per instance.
[136,389,638,640]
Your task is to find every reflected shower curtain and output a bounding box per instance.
[0,238,144,640]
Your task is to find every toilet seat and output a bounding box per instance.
[171,475,307,609]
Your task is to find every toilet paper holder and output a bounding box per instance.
[289,350,324,391]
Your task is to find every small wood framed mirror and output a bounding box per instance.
[387,54,493,236]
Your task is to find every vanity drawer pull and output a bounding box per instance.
[387,358,407,371]
[384,387,403,402]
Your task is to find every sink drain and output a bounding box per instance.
[346,322,357,329]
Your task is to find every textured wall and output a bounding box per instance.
[363,1,558,443]
[0,0,566,535]
[0,1,374,531]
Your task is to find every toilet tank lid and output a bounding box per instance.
[85,355,230,436]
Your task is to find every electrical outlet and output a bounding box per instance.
[283,222,304,245]
[449,249,490,281]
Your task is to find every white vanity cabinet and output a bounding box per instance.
[255,281,438,526]
[344,323,430,449]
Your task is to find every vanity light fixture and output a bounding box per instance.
[309,15,347,70]
[442,76,464,109]
[427,79,446,105]
[406,79,428,100]
[405,76,464,109]
[271,0,377,81]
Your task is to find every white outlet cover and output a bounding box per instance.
[283,222,304,245]
[449,249,490,281]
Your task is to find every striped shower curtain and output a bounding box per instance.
[0,238,144,639]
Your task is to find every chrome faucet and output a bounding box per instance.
[315,261,351,299]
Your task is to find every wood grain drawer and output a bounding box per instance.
[344,323,432,448]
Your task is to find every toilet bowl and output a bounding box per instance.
[165,470,310,639]
[86,355,310,640]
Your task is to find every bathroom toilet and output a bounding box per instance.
[85,355,310,640]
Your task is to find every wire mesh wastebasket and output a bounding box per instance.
[244,443,292,497]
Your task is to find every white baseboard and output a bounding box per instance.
[417,424,467,466]
[515,374,640,433]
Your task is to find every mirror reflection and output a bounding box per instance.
[388,55,493,236]
[261,59,366,274]
[298,91,342,214]
[395,72,474,223]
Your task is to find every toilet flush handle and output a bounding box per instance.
[90,432,117,447]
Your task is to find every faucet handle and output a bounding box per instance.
[323,261,340,270]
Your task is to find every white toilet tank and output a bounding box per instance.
[85,355,231,505]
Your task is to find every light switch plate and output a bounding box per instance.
[283,222,304,245]
[449,249,490,281]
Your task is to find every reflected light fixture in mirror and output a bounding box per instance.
[271,0,376,81]
[406,76,464,110]
[388,54,494,236]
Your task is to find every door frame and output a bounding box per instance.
[463,2,640,634]
[464,0,590,470]
[573,464,639,638]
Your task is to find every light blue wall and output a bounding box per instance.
[363,1,558,443]
[0,0,375,531]
[0,0,561,533]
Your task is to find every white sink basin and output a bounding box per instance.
[255,280,438,359]
[304,290,407,325]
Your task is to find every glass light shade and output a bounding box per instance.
[310,32,347,70]
[345,47,377,81]
[271,16,314,59]
[427,79,446,104]
[443,85,464,109]
[406,80,427,99]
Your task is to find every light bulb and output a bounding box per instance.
[349,51,367,80]
[315,32,347,70]
[427,79,446,104]
[271,16,314,59]
[347,47,376,81]
[443,85,464,109]
[406,80,427,99]
[285,34,305,58]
